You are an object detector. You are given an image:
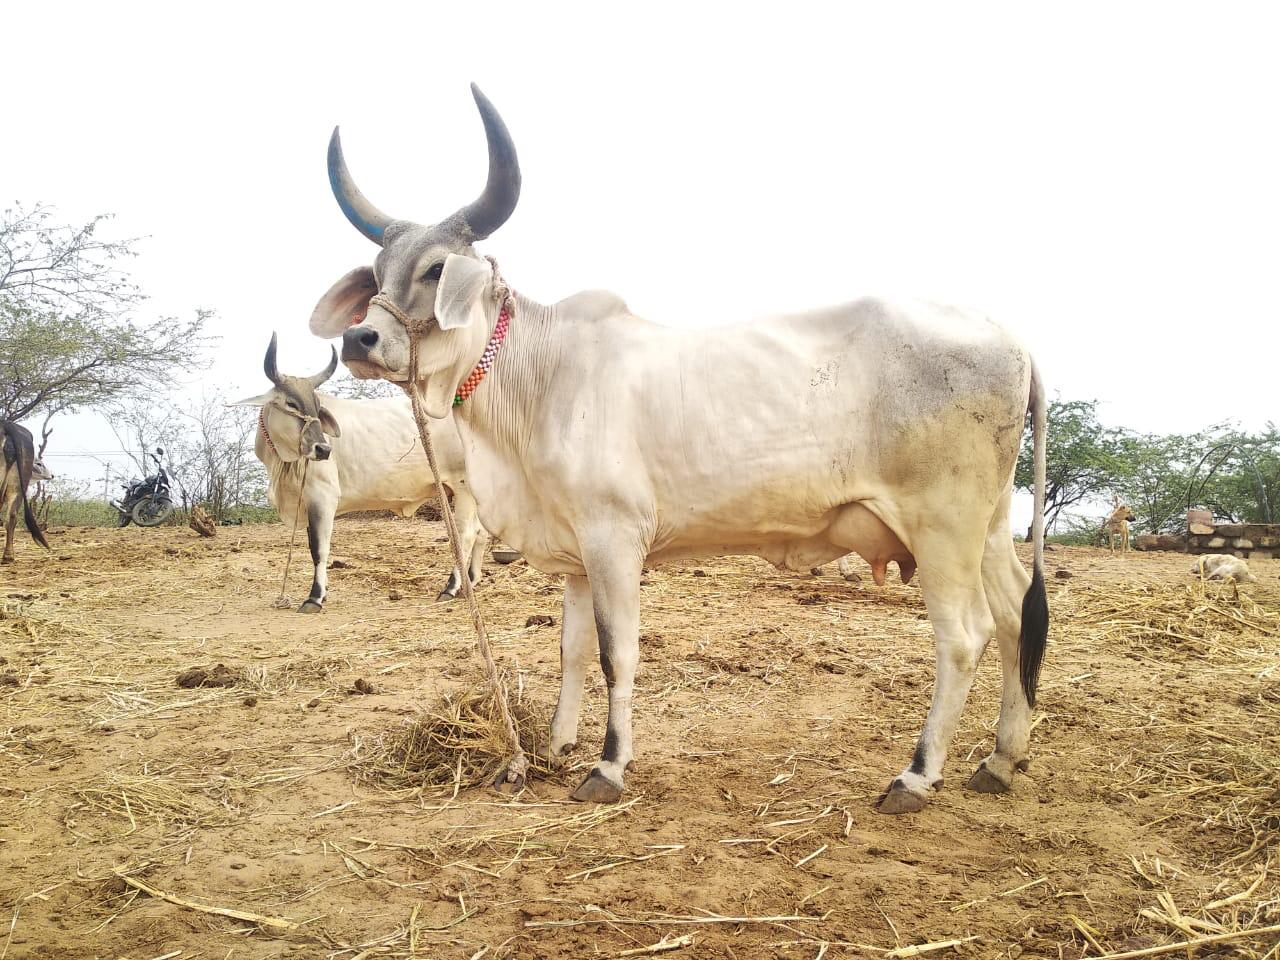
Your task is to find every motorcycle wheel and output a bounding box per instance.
[132,496,175,527]
[117,510,132,528]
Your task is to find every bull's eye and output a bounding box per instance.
[286,400,301,412]
[422,261,444,283]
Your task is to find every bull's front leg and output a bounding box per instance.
[571,553,643,804]
[438,486,485,600]
[299,502,333,613]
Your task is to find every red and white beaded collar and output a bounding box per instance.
[451,298,510,407]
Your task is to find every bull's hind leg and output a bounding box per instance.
[967,529,1035,793]
[879,532,994,814]
[2,500,16,563]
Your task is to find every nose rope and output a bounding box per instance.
[377,256,528,790]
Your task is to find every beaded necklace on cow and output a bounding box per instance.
[366,255,527,789]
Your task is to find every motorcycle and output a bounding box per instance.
[113,447,176,528]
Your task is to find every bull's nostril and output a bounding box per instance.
[358,329,378,349]
[314,445,332,461]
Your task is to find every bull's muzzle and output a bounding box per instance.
[342,325,379,363]
[313,443,332,461]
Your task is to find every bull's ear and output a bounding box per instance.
[434,254,492,331]
[318,405,342,438]
[228,390,276,407]
[311,266,377,338]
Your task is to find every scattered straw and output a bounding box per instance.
[348,680,553,793]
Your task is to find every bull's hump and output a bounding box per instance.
[555,289,631,321]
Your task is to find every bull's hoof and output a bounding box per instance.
[966,763,1011,794]
[571,768,624,803]
[551,741,576,758]
[0,556,12,565]
[435,590,456,602]
[297,599,324,614]
[876,780,930,815]
[491,767,526,794]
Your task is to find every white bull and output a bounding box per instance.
[234,335,487,612]
[312,86,1049,814]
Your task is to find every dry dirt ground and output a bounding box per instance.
[2,520,1278,960]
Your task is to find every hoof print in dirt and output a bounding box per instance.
[351,677,376,695]
[388,590,403,601]
[796,592,825,605]
[525,615,556,628]
[965,763,1011,794]
[176,664,238,689]
[876,781,929,815]
[571,769,624,803]
[1054,569,1073,579]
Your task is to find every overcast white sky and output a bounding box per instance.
[4,3,1278,528]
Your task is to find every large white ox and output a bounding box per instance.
[311,87,1048,814]
[234,335,487,611]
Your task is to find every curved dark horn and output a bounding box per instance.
[459,84,522,240]
[328,127,392,245]
[264,332,282,385]
[309,345,339,389]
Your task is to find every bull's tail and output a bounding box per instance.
[3,422,50,550]
[1019,359,1048,708]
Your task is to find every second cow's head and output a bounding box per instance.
[234,334,342,462]
[309,84,520,419]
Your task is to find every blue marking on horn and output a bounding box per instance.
[327,129,385,243]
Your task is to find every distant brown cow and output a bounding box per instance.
[1,420,52,563]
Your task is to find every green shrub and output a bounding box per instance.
[44,498,121,528]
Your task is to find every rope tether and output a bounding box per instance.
[371,258,528,789]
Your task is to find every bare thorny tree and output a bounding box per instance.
[106,392,266,522]
[0,203,211,423]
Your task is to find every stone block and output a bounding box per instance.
[1216,524,1245,538]
[1233,538,1254,549]
[1207,537,1227,548]
[1189,523,1215,535]
[1251,549,1272,560]
[1187,508,1213,529]
[1137,533,1187,552]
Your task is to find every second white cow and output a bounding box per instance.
[235,335,487,611]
